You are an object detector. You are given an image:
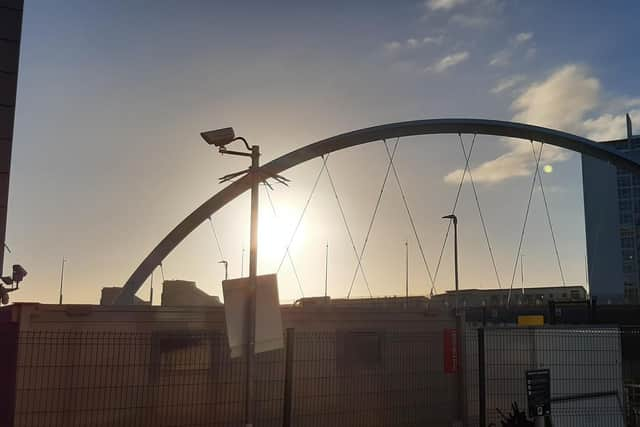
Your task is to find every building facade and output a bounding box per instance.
[582,133,640,303]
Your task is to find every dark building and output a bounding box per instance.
[583,118,640,303]
[431,285,588,308]
[0,1,23,275]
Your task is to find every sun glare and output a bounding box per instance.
[258,202,305,269]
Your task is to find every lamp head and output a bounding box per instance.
[200,127,236,147]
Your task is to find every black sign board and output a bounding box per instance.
[526,369,551,418]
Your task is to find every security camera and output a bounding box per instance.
[12,264,27,284]
[200,127,236,147]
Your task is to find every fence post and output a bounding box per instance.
[0,322,18,427]
[282,328,295,427]
[478,328,486,427]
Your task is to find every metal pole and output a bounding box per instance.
[324,242,328,298]
[453,216,459,310]
[149,270,153,305]
[520,254,525,295]
[241,248,245,277]
[282,328,295,427]
[245,144,260,427]
[478,328,486,427]
[405,241,409,308]
[58,258,66,305]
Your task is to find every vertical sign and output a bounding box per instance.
[443,328,458,374]
[526,369,551,418]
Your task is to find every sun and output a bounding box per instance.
[258,203,305,269]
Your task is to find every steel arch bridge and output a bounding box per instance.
[114,118,640,304]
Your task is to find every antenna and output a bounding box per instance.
[324,242,329,297]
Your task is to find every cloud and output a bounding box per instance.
[384,35,444,52]
[490,75,526,94]
[583,110,640,141]
[426,0,466,11]
[449,13,491,28]
[444,64,634,184]
[511,64,599,132]
[514,32,533,44]
[489,50,510,66]
[426,51,469,73]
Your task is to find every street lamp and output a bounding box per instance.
[442,214,459,310]
[201,127,259,427]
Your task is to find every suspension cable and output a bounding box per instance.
[383,142,436,295]
[433,134,478,285]
[207,217,225,260]
[507,141,544,305]
[459,135,503,289]
[346,138,399,298]
[277,155,329,273]
[159,262,166,282]
[323,156,373,297]
[530,143,566,286]
[264,184,305,297]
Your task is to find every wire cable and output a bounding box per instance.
[507,141,544,305]
[264,184,305,297]
[530,142,566,286]
[346,138,399,298]
[277,155,329,273]
[324,156,373,297]
[433,134,478,285]
[383,142,436,295]
[159,263,166,282]
[459,134,503,289]
[207,217,225,261]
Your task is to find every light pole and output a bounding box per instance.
[201,127,260,427]
[442,214,459,309]
[58,257,66,305]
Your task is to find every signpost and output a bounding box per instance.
[526,369,550,425]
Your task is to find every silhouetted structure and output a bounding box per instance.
[0,1,22,275]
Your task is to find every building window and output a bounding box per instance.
[621,200,633,211]
[620,213,633,224]
[618,175,632,187]
[622,237,634,248]
[619,188,632,199]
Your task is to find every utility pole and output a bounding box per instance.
[58,257,66,305]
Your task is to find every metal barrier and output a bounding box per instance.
[3,329,458,427]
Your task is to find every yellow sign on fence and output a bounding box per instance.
[517,315,544,326]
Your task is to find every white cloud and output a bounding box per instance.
[490,75,526,94]
[426,51,469,73]
[515,32,533,44]
[511,65,599,132]
[444,64,632,184]
[489,50,510,66]
[384,35,443,52]
[426,0,466,11]
[450,13,490,28]
[583,110,640,141]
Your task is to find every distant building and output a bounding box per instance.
[430,285,588,308]
[582,122,640,303]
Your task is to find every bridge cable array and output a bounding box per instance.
[264,184,305,297]
[507,141,544,305]
[432,134,477,289]
[382,140,437,295]
[346,138,400,298]
[529,143,566,287]
[207,217,225,261]
[324,155,373,297]
[277,155,329,274]
[458,134,503,289]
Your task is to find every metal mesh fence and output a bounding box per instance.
[3,329,458,427]
[476,327,627,427]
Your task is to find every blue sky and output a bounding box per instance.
[7,0,640,303]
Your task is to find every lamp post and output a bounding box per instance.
[442,214,459,310]
[201,127,260,427]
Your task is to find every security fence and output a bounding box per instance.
[473,327,631,427]
[1,329,458,427]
